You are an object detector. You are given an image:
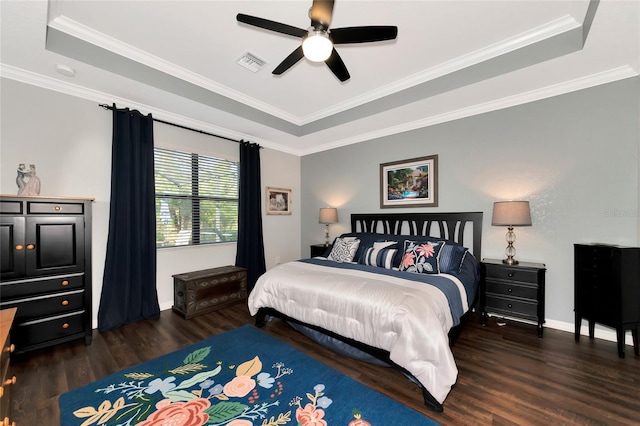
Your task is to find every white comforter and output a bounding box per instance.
[248,260,467,404]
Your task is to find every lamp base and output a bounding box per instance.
[502,257,519,265]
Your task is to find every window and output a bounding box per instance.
[155,146,239,247]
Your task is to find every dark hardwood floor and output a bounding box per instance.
[9,305,640,425]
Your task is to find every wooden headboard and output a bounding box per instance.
[351,212,483,260]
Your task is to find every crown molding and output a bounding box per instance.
[0,63,299,156]
[2,62,635,158]
[48,15,304,125]
[49,13,582,128]
[297,15,581,124]
[299,65,639,156]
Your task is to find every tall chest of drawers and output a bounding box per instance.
[0,196,93,354]
[574,243,640,358]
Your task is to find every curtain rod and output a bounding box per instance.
[98,103,249,145]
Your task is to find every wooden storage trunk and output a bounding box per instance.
[172,266,248,319]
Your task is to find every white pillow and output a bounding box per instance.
[328,237,361,263]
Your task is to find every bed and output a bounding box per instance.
[248,212,483,412]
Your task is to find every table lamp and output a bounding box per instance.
[492,201,532,265]
[319,207,338,247]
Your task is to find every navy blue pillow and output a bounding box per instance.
[336,232,468,271]
[399,240,445,274]
[439,244,468,274]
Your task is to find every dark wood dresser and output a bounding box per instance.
[480,258,546,337]
[0,196,93,354]
[0,308,16,426]
[172,266,247,319]
[574,243,640,358]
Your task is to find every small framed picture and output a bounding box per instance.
[266,187,292,215]
[380,155,438,208]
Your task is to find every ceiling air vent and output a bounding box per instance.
[236,51,266,72]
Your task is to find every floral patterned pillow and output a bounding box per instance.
[327,237,361,263]
[399,240,445,274]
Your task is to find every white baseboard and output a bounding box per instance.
[93,305,635,348]
[545,318,635,346]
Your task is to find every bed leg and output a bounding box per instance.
[255,308,268,328]
[421,386,444,413]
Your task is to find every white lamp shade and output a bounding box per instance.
[492,201,532,226]
[319,207,338,224]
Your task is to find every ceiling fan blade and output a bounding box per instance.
[325,48,350,82]
[310,0,335,29]
[272,46,305,75]
[237,13,307,38]
[331,26,398,44]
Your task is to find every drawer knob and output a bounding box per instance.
[14,245,23,251]
[26,244,35,250]
[54,205,62,211]
[507,272,514,278]
[2,377,16,386]
[62,323,70,329]
[62,300,69,306]
[508,303,513,309]
[507,288,513,293]
[3,344,15,354]
[61,280,69,286]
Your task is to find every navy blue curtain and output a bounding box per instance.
[98,105,160,332]
[235,141,266,292]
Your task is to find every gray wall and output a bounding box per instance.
[0,78,301,327]
[301,77,640,336]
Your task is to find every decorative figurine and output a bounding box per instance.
[17,163,41,196]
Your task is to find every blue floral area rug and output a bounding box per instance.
[59,325,440,425]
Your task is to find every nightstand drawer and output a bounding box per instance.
[485,295,537,318]
[484,265,539,284]
[485,280,537,300]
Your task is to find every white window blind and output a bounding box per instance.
[155,146,239,247]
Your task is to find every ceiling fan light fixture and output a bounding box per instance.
[302,30,333,62]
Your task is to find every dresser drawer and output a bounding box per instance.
[27,201,84,215]
[484,264,539,284]
[575,245,614,272]
[1,289,85,321]
[485,295,538,319]
[0,200,23,215]
[13,311,86,350]
[485,280,537,300]
[0,273,84,299]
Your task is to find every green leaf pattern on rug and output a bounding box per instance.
[82,346,306,425]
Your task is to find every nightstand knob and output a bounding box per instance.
[507,288,513,293]
[508,272,514,278]
[508,303,513,309]
[62,300,69,306]
[62,323,70,329]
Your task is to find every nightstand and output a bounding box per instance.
[480,258,546,337]
[310,244,329,258]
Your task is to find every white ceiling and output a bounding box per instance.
[1,0,638,156]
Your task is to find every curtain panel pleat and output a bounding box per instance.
[98,106,160,332]
[235,141,266,292]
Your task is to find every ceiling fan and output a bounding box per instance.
[237,0,398,82]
